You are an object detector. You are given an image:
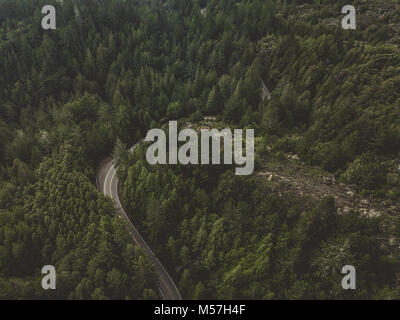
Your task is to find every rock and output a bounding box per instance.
[287,153,300,161]
[347,190,355,198]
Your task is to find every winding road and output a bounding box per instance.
[97,145,182,300]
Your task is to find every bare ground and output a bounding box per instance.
[256,155,399,217]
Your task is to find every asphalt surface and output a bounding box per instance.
[98,147,182,300]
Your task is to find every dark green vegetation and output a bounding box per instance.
[0,147,159,299]
[0,0,399,299]
[118,134,399,299]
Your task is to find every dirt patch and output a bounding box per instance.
[256,157,399,217]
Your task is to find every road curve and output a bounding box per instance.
[97,145,182,300]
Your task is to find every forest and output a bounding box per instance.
[118,145,399,299]
[0,0,399,299]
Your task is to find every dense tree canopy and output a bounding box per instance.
[120,146,399,299]
[0,0,399,299]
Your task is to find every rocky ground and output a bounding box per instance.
[257,153,399,217]
[186,117,399,218]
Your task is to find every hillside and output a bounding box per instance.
[0,0,399,299]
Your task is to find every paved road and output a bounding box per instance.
[98,146,182,300]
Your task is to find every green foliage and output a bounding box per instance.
[121,149,400,299]
[0,145,160,299]
[342,152,387,191]
[0,0,399,300]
